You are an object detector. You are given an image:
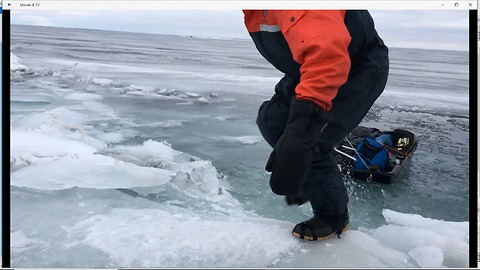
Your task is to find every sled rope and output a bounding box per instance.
[379,143,411,158]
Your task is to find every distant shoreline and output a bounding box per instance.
[10,23,469,53]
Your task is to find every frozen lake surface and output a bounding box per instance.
[10,25,470,268]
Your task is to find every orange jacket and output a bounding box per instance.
[243,10,352,111]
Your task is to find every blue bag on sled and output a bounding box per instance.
[353,137,389,172]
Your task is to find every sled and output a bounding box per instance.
[333,126,419,184]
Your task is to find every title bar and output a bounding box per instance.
[3,0,478,10]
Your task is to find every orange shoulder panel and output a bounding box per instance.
[276,10,352,111]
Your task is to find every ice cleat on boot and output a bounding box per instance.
[285,194,309,206]
[292,215,350,241]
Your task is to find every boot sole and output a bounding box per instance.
[292,223,350,241]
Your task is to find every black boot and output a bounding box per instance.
[292,214,350,241]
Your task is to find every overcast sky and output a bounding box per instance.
[11,10,471,51]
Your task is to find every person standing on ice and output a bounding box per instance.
[243,10,389,240]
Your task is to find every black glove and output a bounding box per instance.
[285,194,310,206]
[266,98,332,195]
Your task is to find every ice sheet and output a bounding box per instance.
[10,25,470,268]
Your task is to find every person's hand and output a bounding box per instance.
[265,98,332,195]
